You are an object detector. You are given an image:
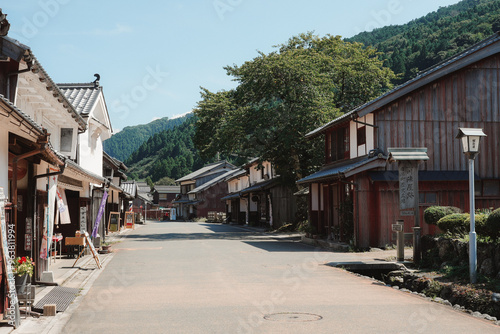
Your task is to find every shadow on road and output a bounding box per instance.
[122,222,320,253]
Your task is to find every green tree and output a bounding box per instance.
[195,33,395,185]
[145,176,154,190]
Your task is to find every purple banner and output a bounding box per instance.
[91,190,109,238]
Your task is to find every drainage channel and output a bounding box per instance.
[327,261,405,281]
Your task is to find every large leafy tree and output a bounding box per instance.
[195,33,395,186]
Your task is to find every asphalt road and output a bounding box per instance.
[61,221,500,333]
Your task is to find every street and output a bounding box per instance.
[60,221,499,333]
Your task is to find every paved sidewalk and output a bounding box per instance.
[0,224,142,334]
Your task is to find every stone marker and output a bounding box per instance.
[43,304,56,316]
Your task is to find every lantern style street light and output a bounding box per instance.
[456,128,486,283]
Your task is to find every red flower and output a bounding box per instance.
[21,257,26,263]
[17,259,22,264]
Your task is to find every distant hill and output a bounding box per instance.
[124,115,246,182]
[347,0,500,84]
[103,114,192,161]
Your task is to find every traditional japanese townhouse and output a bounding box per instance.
[152,185,180,209]
[298,32,500,249]
[103,152,128,229]
[59,78,114,241]
[1,36,94,277]
[0,94,64,317]
[187,169,238,219]
[173,161,236,219]
[221,169,248,224]
[225,159,296,228]
[121,181,154,220]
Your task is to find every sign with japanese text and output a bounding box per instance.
[398,161,418,211]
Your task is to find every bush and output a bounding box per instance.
[485,208,500,239]
[424,206,462,225]
[437,213,469,236]
[465,213,488,237]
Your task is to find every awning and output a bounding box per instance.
[240,179,276,194]
[297,156,386,184]
[221,193,241,201]
[369,170,479,182]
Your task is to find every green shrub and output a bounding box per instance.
[437,213,469,236]
[465,212,488,237]
[424,206,462,225]
[485,208,500,239]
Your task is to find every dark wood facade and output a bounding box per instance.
[301,33,500,248]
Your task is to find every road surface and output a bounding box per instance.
[61,221,499,333]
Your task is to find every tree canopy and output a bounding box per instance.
[194,33,395,185]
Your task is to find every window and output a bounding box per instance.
[327,127,349,163]
[60,128,73,152]
[159,194,167,200]
[419,192,437,204]
[357,126,366,146]
[483,180,500,197]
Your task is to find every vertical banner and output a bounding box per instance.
[41,173,58,259]
[24,218,32,251]
[80,206,87,233]
[92,190,108,238]
[56,187,71,225]
[40,206,48,259]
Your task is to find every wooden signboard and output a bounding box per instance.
[0,188,20,328]
[72,232,101,269]
[108,212,120,232]
[125,212,135,229]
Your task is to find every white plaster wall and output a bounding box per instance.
[350,121,357,159]
[366,113,375,152]
[78,125,104,177]
[239,198,246,212]
[250,198,257,211]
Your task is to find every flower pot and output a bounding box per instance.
[15,274,29,295]
[99,245,111,254]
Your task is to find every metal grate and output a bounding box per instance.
[33,286,79,313]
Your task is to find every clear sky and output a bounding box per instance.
[3,0,460,132]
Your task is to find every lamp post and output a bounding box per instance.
[456,128,486,284]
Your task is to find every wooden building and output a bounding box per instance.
[222,159,297,228]
[173,161,236,219]
[299,32,500,248]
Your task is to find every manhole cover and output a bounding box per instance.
[264,312,323,322]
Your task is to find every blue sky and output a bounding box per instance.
[3,0,460,132]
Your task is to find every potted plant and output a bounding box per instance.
[100,242,111,254]
[13,256,34,294]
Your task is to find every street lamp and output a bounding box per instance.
[456,128,486,283]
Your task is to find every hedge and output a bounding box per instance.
[437,213,469,236]
[424,206,462,225]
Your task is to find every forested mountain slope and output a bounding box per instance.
[103,114,192,162]
[347,0,500,83]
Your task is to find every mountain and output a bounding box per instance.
[103,114,193,161]
[124,115,246,182]
[347,0,500,84]
[125,116,203,181]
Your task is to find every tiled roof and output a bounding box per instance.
[240,179,276,194]
[297,156,385,184]
[58,83,102,116]
[121,181,137,196]
[188,170,235,194]
[154,185,180,193]
[176,161,236,182]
